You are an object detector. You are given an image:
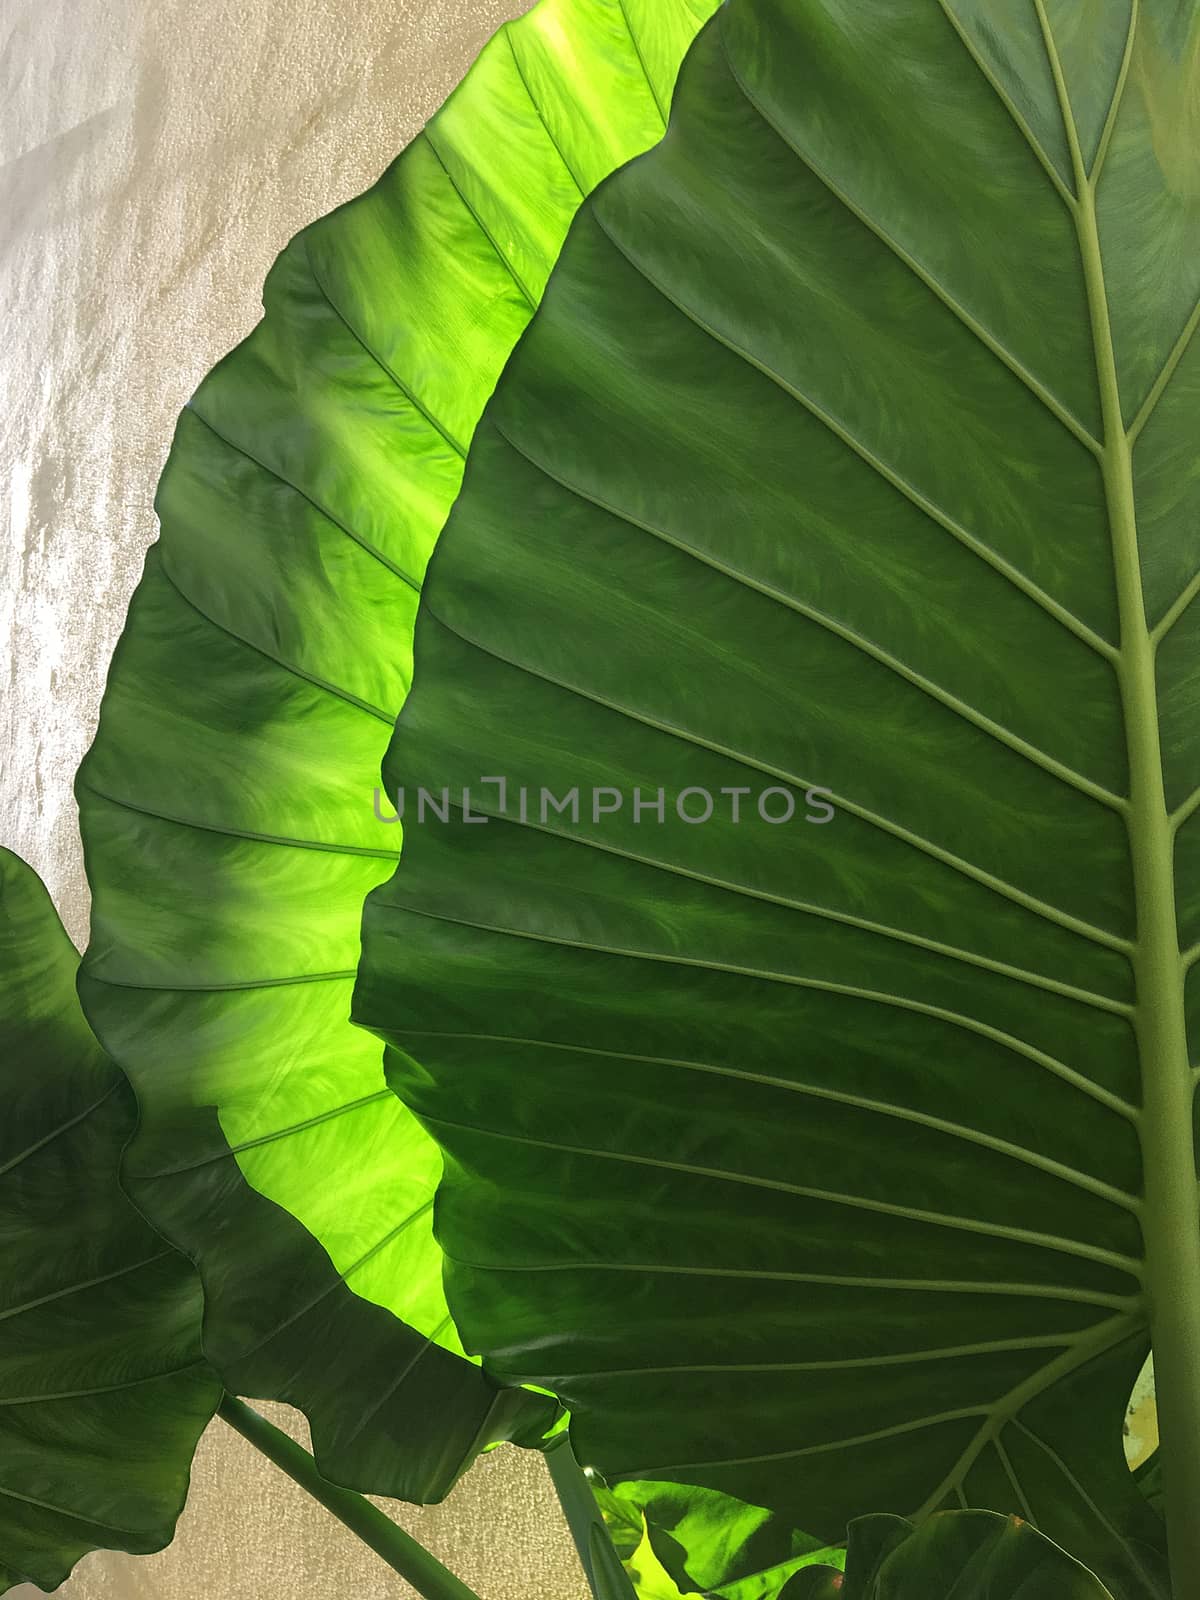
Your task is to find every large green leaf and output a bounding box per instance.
[75,0,715,1497]
[0,849,219,1593]
[355,0,1197,1586]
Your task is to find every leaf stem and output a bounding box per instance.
[1034,4,1200,1592]
[545,1433,638,1600]
[217,1394,484,1600]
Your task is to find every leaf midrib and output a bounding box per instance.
[1032,1,1200,1587]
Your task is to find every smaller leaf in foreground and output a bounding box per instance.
[619,1511,840,1600]
[600,1479,839,1599]
[625,1516,701,1599]
[791,1511,1114,1600]
[0,849,220,1594]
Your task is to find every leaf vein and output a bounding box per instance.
[591,207,1114,665]
[0,1083,121,1182]
[78,779,398,862]
[929,0,1076,207]
[389,1024,1140,1188]
[420,128,539,308]
[183,405,421,593]
[438,1251,1135,1309]
[302,240,467,458]
[156,553,396,726]
[499,409,1123,811]
[420,604,1134,956]
[716,13,1100,454]
[145,1090,395,1178]
[416,1108,1140,1275]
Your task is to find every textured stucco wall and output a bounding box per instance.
[0,0,587,1593]
[22,1407,585,1600]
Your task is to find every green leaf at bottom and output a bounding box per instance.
[0,849,219,1593]
[791,1512,1114,1600]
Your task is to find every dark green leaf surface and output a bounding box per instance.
[0,850,218,1594]
[356,0,1197,1584]
[76,0,714,1497]
[791,1511,1113,1600]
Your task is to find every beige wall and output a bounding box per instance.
[0,0,587,1593]
[15,1407,585,1600]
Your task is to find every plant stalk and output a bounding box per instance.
[218,1394,484,1600]
[1037,5,1200,1592]
[545,1433,638,1600]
